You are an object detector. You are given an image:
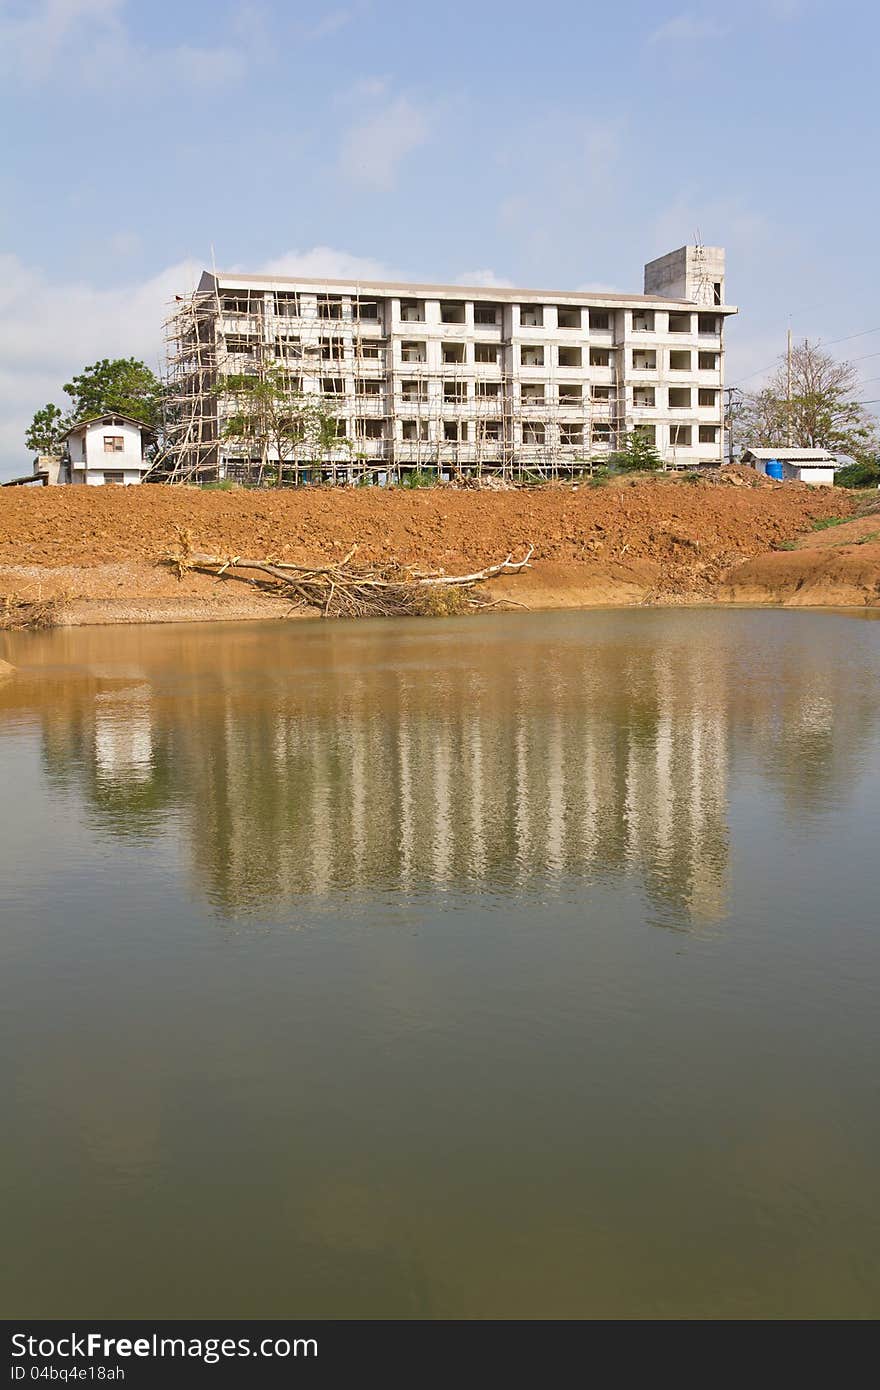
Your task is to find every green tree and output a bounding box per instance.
[834,456,880,489]
[221,366,346,486]
[25,357,165,456]
[739,340,877,461]
[25,403,68,456]
[610,430,662,472]
[63,357,164,429]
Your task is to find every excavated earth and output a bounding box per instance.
[0,469,876,625]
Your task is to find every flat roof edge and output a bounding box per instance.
[199,270,736,312]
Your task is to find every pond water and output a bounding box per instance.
[1,609,879,1319]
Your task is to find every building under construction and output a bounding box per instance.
[157,244,735,484]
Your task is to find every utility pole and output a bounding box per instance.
[725,386,743,463]
[786,327,793,446]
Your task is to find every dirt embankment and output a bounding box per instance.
[0,471,875,625]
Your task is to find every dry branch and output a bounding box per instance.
[0,592,66,631]
[163,528,532,619]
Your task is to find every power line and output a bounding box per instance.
[818,326,880,348]
[731,344,880,388]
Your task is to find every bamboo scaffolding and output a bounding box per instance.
[155,282,628,486]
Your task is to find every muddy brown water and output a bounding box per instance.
[1,610,879,1319]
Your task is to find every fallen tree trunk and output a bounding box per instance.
[163,531,533,619]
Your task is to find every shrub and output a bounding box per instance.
[400,468,437,488]
[835,458,880,489]
[609,431,662,472]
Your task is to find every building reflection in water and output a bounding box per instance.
[3,613,877,926]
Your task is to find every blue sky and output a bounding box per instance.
[1,0,878,475]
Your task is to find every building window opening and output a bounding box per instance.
[402,420,428,441]
[400,299,426,323]
[444,381,468,403]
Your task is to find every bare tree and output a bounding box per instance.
[739,340,877,459]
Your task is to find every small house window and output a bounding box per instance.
[103,471,125,484]
[103,435,124,453]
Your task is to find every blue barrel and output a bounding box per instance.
[765,460,784,480]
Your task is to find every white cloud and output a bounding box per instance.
[260,247,405,281]
[0,0,256,90]
[107,230,142,258]
[334,75,390,106]
[648,13,728,44]
[0,0,124,78]
[338,97,429,191]
[309,7,355,40]
[0,246,411,477]
[454,270,514,289]
[165,43,246,86]
[0,253,198,474]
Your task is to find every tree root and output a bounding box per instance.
[0,591,66,631]
[163,528,533,619]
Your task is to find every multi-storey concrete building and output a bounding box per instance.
[162,244,735,482]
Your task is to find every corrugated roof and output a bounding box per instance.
[203,269,736,312]
[743,448,837,461]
